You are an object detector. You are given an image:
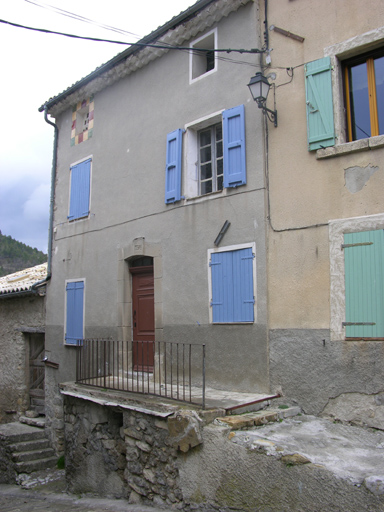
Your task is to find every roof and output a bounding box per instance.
[0,263,48,298]
[39,0,251,117]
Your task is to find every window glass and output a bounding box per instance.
[345,50,384,141]
[198,123,223,195]
[349,62,371,139]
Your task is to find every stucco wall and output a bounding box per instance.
[264,0,384,329]
[0,295,45,423]
[262,0,384,408]
[44,0,267,452]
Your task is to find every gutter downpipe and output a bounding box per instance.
[31,106,58,291]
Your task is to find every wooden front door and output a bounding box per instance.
[131,266,155,371]
[29,334,45,414]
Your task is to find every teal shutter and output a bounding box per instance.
[223,105,246,188]
[68,159,91,220]
[211,248,254,323]
[165,129,183,203]
[65,281,84,345]
[344,230,384,338]
[305,57,335,151]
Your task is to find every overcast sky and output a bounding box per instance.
[0,0,194,253]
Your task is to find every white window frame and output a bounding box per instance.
[184,110,224,200]
[189,28,218,84]
[68,155,93,222]
[64,278,86,346]
[329,213,384,341]
[207,242,257,324]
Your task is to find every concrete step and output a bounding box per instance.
[217,406,301,430]
[12,447,56,463]
[9,438,51,453]
[15,456,57,474]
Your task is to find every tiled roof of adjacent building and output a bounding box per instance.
[0,263,48,297]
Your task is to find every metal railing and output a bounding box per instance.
[76,339,206,408]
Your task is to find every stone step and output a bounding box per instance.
[19,416,46,428]
[12,447,56,463]
[15,456,58,474]
[217,407,301,430]
[9,438,51,453]
[0,425,46,444]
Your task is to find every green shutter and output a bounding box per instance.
[305,57,335,151]
[344,230,384,338]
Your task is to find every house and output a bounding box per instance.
[0,263,47,423]
[39,0,269,458]
[263,0,384,420]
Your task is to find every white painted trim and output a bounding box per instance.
[189,28,218,84]
[207,242,257,324]
[329,213,384,341]
[183,110,224,200]
[70,154,93,168]
[64,278,86,346]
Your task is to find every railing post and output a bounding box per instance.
[202,344,206,409]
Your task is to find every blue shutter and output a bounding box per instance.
[211,251,234,323]
[223,105,246,188]
[165,129,183,203]
[211,248,254,323]
[305,57,335,151]
[65,281,84,345]
[344,230,384,338]
[232,248,254,322]
[68,159,91,220]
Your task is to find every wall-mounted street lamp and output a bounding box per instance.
[247,72,277,127]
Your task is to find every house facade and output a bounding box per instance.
[263,0,384,415]
[41,0,268,450]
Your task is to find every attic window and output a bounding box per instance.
[71,96,94,146]
[190,29,217,82]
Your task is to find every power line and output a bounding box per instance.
[0,18,264,54]
[24,0,142,39]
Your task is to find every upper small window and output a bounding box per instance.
[344,49,384,141]
[190,29,217,82]
[71,96,94,145]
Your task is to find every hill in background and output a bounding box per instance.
[0,231,47,277]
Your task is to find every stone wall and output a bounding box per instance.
[0,295,45,423]
[63,396,190,507]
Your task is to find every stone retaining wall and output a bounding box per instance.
[63,396,188,507]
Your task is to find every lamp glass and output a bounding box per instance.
[248,72,271,104]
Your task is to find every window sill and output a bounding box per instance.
[316,134,384,160]
[184,190,224,204]
[212,322,254,325]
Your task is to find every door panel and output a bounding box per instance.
[131,267,155,370]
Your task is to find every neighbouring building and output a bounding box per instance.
[0,264,47,423]
[263,0,384,417]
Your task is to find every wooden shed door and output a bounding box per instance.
[131,266,155,371]
[29,334,45,414]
